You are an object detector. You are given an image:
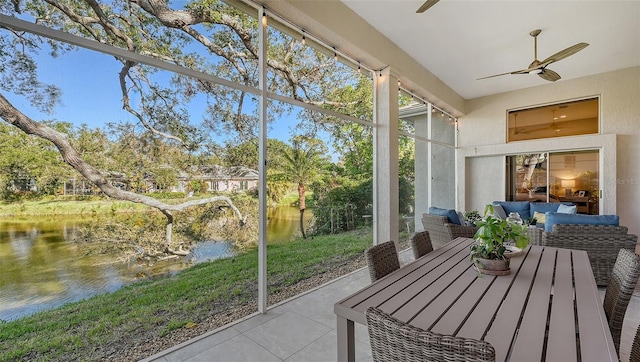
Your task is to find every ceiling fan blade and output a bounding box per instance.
[538,68,561,82]
[477,68,530,80]
[416,0,440,13]
[540,42,589,66]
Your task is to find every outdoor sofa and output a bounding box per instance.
[531,213,638,286]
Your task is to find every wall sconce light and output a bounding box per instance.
[561,179,576,197]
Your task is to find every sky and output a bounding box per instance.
[6,49,127,127]
[4,43,302,147]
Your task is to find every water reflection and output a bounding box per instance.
[0,206,311,321]
[267,206,313,243]
[0,219,234,321]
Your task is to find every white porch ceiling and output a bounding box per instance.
[341,0,640,99]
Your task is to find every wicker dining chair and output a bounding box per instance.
[631,324,640,362]
[365,240,400,282]
[602,248,640,353]
[365,306,496,362]
[411,231,434,260]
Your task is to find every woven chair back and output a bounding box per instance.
[411,231,433,259]
[631,324,640,362]
[365,306,495,362]
[365,240,400,282]
[603,248,640,353]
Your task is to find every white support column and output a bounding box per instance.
[257,7,268,313]
[414,105,430,231]
[373,67,399,247]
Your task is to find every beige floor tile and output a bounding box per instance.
[182,334,281,362]
[242,311,332,360]
[145,250,640,362]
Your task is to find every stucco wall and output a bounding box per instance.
[457,67,640,235]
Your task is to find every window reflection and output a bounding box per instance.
[507,98,598,142]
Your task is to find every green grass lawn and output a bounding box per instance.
[0,198,152,217]
[0,197,411,360]
[0,228,378,361]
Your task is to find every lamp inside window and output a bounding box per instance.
[561,179,576,197]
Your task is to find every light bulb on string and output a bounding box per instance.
[301,31,306,46]
[261,9,267,27]
[357,62,361,73]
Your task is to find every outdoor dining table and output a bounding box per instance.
[334,237,617,362]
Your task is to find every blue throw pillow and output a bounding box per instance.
[556,204,577,214]
[544,213,620,232]
[429,206,461,225]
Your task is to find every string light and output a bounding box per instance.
[264,7,457,116]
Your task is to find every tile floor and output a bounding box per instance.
[143,248,640,362]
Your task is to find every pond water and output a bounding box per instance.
[0,206,308,321]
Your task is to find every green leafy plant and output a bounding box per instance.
[470,204,529,263]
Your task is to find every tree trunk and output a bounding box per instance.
[298,183,306,239]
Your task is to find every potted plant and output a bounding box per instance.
[463,209,482,226]
[470,204,529,275]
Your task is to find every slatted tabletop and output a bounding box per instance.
[334,237,617,362]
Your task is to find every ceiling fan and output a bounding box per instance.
[416,0,439,13]
[478,29,589,82]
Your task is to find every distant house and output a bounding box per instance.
[176,165,259,193]
[62,166,259,195]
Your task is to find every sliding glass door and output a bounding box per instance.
[506,150,599,214]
